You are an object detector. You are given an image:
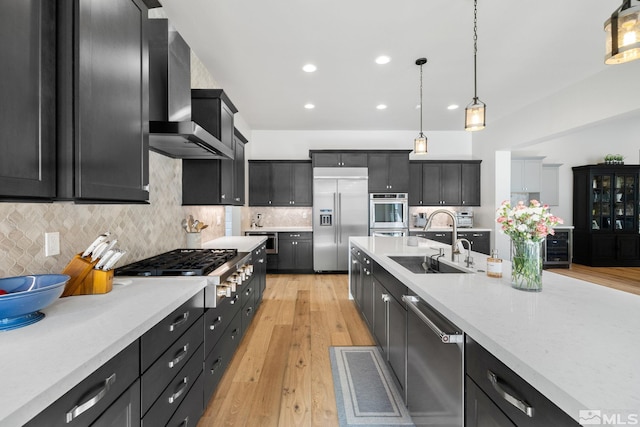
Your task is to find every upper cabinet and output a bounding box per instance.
[191,89,237,150]
[409,160,481,206]
[1,0,150,202]
[511,157,543,193]
[0,0,56,199]
[182,129,247,206]
[57,0,150,202]
[310,150,368,168]
[248,161,312,206]
[367,151,410,193]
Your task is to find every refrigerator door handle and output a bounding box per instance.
[333,193,339,243]
[338,192,342,243]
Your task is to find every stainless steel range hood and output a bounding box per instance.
[148,19,233,159]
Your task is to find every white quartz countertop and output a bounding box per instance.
[0,276,207,426]
[350,236,640,423]
[243,226,313,233]
[409,227,492,232]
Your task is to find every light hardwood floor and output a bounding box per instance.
[198,266,640,427]
[197,273,374,427]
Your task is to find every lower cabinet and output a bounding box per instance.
[465,336,579,426]
[91,380,141,427]
[272,232,313,272]
[25,341,141,427]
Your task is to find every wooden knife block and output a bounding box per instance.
[61,254,114,297]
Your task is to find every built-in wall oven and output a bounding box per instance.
[244,231,278,254]
[369,193,408,232]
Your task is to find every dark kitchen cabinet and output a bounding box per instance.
[277,232,313,272]
[457,231,491,256]
[57,0,149,202]
[310,150,368,167]
[248,160,312,206]
[465,336,579,427]
[368,151,410,193]
[25,342,140,427]
[191,89,237,150]
[572,164,640,266]
[410,160,481,206]
[410,230,453,245]
[0,0,56,199]
[182,129,247,205]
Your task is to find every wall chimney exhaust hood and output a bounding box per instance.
[148,19,233,159]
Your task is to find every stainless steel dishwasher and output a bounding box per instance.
[402,293,464,427]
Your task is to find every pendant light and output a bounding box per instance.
[414,58,428,155]
[605,0,640,64]
[465,0,486,131]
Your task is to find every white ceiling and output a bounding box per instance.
[159,0,618,132]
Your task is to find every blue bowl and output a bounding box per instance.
[0,274,70,331]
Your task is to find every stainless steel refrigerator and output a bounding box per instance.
[313,168,369,271]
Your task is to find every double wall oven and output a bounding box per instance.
[369,193,409,236]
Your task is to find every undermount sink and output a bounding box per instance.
[389,256,469,274]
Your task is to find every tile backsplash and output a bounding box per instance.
[244,207,312,229]
[0,152,225,276]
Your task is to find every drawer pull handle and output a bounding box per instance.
[169,312,190,332]
[66,373,116,422]
[487,370,534,417]
[210,357,223,374]
[381,293,391,303]
[209,316,223,330]
[168,376,189,404]
[231,328,239,339]
[168,344,190,368]
[179,416,190,427]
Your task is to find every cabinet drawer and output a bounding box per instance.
[465,336,579,426]
[204,311,242,402]
[166,372,204,427]
[372,262,407,304]
[141,317,204,415]
[204,295,240,356]
[25,341,139,427]
[141,291,204,372]
[278,231,313,241]
[240,277,256,308]
[142,342,204,427]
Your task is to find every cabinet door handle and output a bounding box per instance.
[66,373,116,422]
[178,416,190,427]
[381,293,391,303]
[487,370,534,417]
[210,357,223,374]
[168,344,189,368]
[230,294,240,304]
[169,311,190,332]
[168,376,189,404]
[209,316,223,330]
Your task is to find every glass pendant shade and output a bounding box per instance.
[465,99,486,131]
[605,3,640,64]
[414,134,427,154]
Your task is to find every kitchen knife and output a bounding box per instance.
[91,241,109,262]
[81,232,110,258]
[103,250,125,271]
[98,239,118,259]
[95,249,115,269]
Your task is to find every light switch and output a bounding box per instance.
[45,232,60,257]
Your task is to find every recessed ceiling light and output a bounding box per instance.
[375,56,391,65]
[448,104,459,110]
[376,104,387,110]
[304,103,315,109]
[302,64,317,73]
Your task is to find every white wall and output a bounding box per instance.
[246,130,472,160]
[471,61,640,256]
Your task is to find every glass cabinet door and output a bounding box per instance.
[613,174,638,232]
[592,174,611,230]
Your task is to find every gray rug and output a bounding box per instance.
[330,346,415,426]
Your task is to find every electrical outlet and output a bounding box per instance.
[302,212,307,219]
[45,232,60,257]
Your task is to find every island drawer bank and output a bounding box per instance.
[348,236,640,425]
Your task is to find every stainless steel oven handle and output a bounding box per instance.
[402,295,463,344]
[487,370,535,417]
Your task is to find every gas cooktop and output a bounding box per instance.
[115,248,239,277]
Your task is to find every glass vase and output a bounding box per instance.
[511,239,543,291]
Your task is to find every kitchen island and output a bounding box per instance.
[0,236,266,427]
[350,235,640,424]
